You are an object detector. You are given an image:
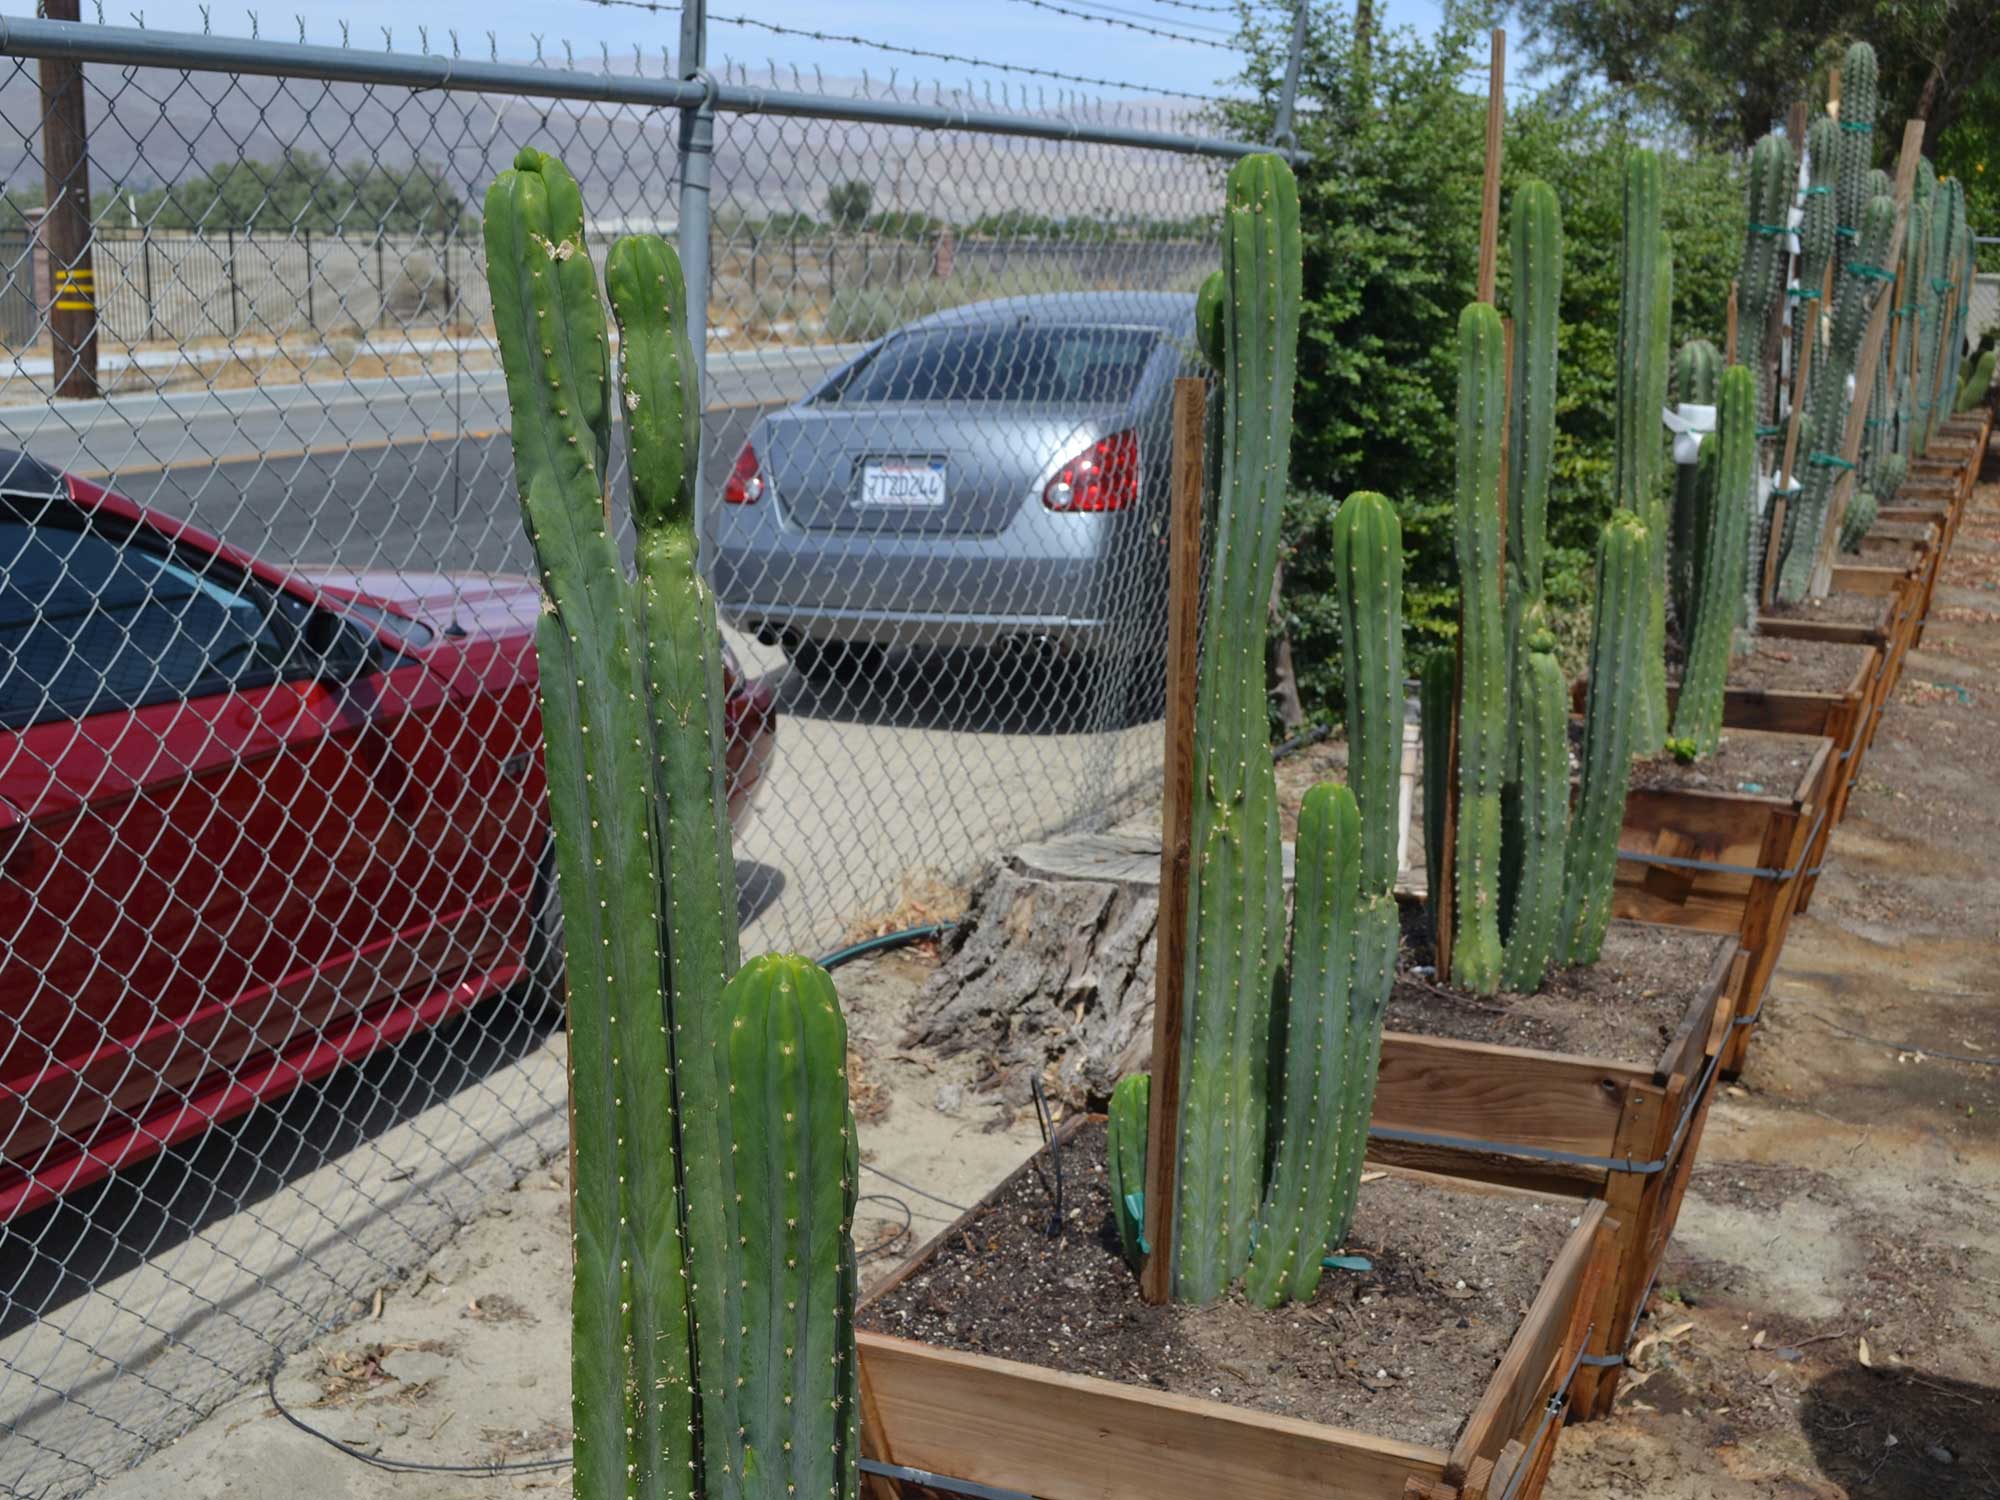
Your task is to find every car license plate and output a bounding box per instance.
[859,459,947,508]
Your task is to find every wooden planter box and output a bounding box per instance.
[1760,586,1920,696]
[858,1122,1616,1500]
[1367,928,1745,1422]
[1610,729,1835,1078]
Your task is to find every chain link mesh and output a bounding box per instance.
[0,22,1234,1496]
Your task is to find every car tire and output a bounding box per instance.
[523,842,566,1018]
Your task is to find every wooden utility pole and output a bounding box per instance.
[38,0,99,400]
[1139,377,1208,1306]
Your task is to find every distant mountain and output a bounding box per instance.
[0,51,1226,228]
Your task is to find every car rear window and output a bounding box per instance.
[818,324,1158,406]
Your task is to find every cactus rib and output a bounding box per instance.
[1107,1074,1151,1271]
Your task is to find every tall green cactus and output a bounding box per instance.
[1563,513,1652,964]
[1508,181,1562,603]
[1793,117,1840,377]
[1740,134,1797,427]
[1898,178,1931,460]
[1613,153,1669,750]
[1778,192,1897,602]
[1669,339,1722,633]
[1107,1073,1150,1270]
[1173,151,1298,1304]
[1834,44,1878,258]
[1247,783,1364,1307]
[1450,302,1507,994]
[487,148,855,1500]
[1673,365,1756,755]
[1498,601,1569,992]
[1332,492,1405,894]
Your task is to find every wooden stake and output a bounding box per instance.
[1810,118,1928,597]
[1140,376,1207,1306]
[1476,29,1507,306]
[1725,281,1740,365]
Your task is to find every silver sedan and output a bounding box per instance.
[706,291,1198,681]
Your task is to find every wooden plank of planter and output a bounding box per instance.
[1140,376,1206,1306]
[1447,1201,1612,1484]
[855,1333,1449,1500]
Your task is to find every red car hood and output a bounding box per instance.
[294,568,542,639]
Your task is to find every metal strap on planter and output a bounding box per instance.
[1575,1257,1671,1373]
[1611,803,1829,882]
[861,1459,1034,1500]
[1368,1041,1725,1179]
[1497,1329,1595,1500]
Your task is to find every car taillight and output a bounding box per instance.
[723,442,765,504]
[1042,430,1139,513]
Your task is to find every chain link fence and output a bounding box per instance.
[0,14,1265,1496]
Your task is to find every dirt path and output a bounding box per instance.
[1546,467,2000,1500]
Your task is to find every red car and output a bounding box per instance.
[0,451,774,1221]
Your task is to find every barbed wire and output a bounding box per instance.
[1042,0,1240,37]
[576,0,1243,102]
[996,0,1242,50]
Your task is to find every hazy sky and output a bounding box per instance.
[18,0,1457,108]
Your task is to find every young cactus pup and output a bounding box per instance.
[485,147,857,1500]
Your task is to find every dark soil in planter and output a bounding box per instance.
[1722,638,1872,695]
[860,1119,1572,1449]
[1389,914,1726,1062]
[1851,537,1922,567]
[1628,729,1818,796]
[1765,592,1891,626]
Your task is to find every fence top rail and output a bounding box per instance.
[0,15,1301,164]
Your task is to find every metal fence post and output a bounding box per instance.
[141,226,156,341]
[226,224,240,334]
[303,226,313,329]
[675,0,713,531]
[1272,0,1309,153]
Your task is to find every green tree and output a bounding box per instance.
[1507,0,2000,150]
[825,178,874,231]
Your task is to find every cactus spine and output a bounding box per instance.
[1172,152,1298,1303]
[1107,1073,1150,1270]
[1563,513,1652,964]
[1669,339,1722,633]
[1672,365,1756,755]
[1449,303,1507,993]
[486,148,854,1500]
[1777,192,1897,602]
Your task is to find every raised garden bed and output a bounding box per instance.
[1610,728,1834,1077]
[857,1117,1615,1500]
[1373,917,1743,1419]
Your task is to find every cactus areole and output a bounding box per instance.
[485,147,857,1500]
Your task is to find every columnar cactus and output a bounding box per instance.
[1107,1073,1150,1270]
[1897,172,1932,460]
[1672,365,1756,755]
[1333,493,1405,894]
[1508,180,1562,604]
[1613,152,1669,749]
[1498,601,1570,991]
[1833,44,1879,260]
[1740,133,1797,426]
[1670,339,1722,632]
[485,148,856,1500]
[1778,192,1897,602]
[1449,302,1508,993]
[1839,489,1879,552]
[1173,151,1298,1303]
[1792,117,1840,378]
[1641,231,1675,751]
[1562,513,1652,964]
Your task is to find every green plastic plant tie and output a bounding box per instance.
[1801,185,1831,196]
[1123,1192,1152,1254]
[1808,451,1856,470]
[1933,277,1954,292]
[1320,1255,1374,1272]
[1840,119,1874,132]
[1845,261,1895,281]
[1835,225,1859,240]
[1756,423,1784,436]
[1787,287,1821,300]
[1749,222,1789,235]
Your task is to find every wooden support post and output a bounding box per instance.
[1140,376,1207,1306]
[1810,118,1929,597]
[38,0,99,400]
[1475,29,1506,307]
[1725,281,1739,365]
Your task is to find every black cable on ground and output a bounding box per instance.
[1796,1008,2000,1068]
[817,922,953,971]
[264,1363,572,1475]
